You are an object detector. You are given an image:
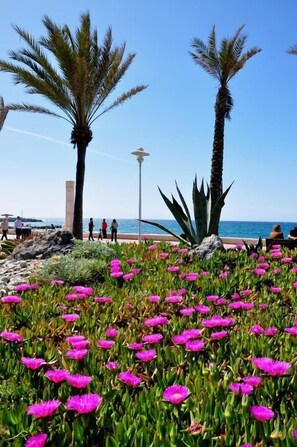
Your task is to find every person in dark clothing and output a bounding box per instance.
[111,219,118,242]
[288,226,297,241]
[88,218,94,241]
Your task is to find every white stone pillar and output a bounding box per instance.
[65,181,75,232]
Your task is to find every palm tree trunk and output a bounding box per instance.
[72,142,87,239]
[210,87,227,234]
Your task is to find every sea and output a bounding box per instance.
[18,218,297,240]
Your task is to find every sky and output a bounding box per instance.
[1,0,297,222]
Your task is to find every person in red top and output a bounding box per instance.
[101,219,108,239]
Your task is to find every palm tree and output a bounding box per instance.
[190,25,260,231]
[0,13,147,239]
[0,97,8,132]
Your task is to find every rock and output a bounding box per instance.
[189,234,225,260]
[10,230,75,260]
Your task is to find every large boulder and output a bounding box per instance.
[11,230,75,260]
[188,234,225,260]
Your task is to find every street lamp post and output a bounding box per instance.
[131,147,150,242]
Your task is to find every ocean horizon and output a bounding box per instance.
[15,217,297,239]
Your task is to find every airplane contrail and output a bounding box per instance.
[4,125,129,162]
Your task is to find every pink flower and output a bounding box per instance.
[97,340,115,349]
[251,357,291,376]
[200,271,210,277]
[66,393,102,414]
[216,298,226,305]
[186,273,198,281]
[27,400,61,418]
[66,349,88,360]
[195,304,210,314]
[66,335,85,343]
[250,325,264,335]
[241,289,251,296]
[61,313,80,322]
[281,257,292,263]
[72,286,93,295]
[231,292,240,300]
[179,248,188,254]
[270,287,281,293]
[25,433,48,447]
[110,259,121,266]
[182,329,202,339]
[163,385,189,404]
[250,405,275,421]
[236,243,243,250]
[147,295,160,303]
[264,327,277,336]
[242,376,261,387]
[285,327,297,335]
[172,335,188,345]
[259,303,267,309]
[110,271,123,278]
[105,361,119,371]
[258,263,270,270]
[293,282,297,289]
[66,373,92,388]
[51,279,64,285]
[206,295,219,302]
[229,383,253,395]
[180,307,196,316]
[123,273,134,281]
[159,252,169,259]
[253,268,266,276]
[126,259,136,264]
[201,316,234,328]
[106,328,119,338]
[15,283,31,292]
[1,331,23,342]
[143,333,163,344]
[185,340,204,352]
[135,349,157,362]
[94,296,112,304]
[1,295,22,303]
[219,272,228,278]
[167,266,179,272]
[118,370,142,387]
[129,342,144,350]
[148,244,157,250]
[71,340,89,349]
[144,316,168,327]
[165,295,182,303]
[44,369,69,383]
[211,330,227,340]
[21,357,46,370]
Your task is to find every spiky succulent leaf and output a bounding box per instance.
[139,219,190,246]
[208,182,233,235]
[192,177,208,243]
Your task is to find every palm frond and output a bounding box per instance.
[5,103,65,118]
[287,44,297,55]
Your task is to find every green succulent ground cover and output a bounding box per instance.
[0,241,297,446]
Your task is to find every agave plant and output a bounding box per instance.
[0,240,16,258]
[141,177,232,246]
[242,237,263,255]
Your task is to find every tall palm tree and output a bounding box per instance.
[0,13,147,239]
[0,97,8,132]
[190,25,261,231]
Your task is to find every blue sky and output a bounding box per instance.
[1,0,297,222]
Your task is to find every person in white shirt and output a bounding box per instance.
[14,216,23,240]
[1,217,9,240]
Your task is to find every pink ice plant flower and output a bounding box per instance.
[27,400,61,418]
[1,331,23,342]
[51,279,64,285]
[71,340,89,349]
[253,268,266,276]
[66,335,85,343]
[186,273,198,281]
[1,295,22,303]
[211,330,228,340]
[159,252,169,259]
[180,307,196,316]
[270,286,281,293]
[241,289,252,296]
[148,244,157,250]
[165,295,183,303]
[15,283,31,292]
[293,282,297,289]
[163,385,189,404]
[195,304,210,314]
[285,327,297,335]
[143,333,163,344]
[172,335,188,345]
[128,342,144,350]
[135,349,157,362]
[21,357,46,370]
[231,292,240,300]
[118,370,142,387]
[206,295,219,302]
[72,286,93,295]
[216,298,226,305]
[242,376,261,387]
[182,329,202,339]
[61,313,80,322]
[200,271,210,277]
[167,266,179,272]
[25,433,48,447]
[144,316,169,327]
[94,296,112,303]
[66,349,88,360]
[106,328,119,338]
[250,325,264,335]
[123,273,134,281]
[251,357,291,376]
[105,361,119,371]
[97,340,115,349]
[66,393,102,414]
[44,369,69,383]
[250,405,275,421]
[229,383,253,395]
[185,340,204,352]
[264,327,277,336]
[201,316,234,328]
[147,295,160,303]
[281,257,292,263]
[66,373,92,388]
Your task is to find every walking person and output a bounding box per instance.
[98,228,103,241]
[1,217,9,240]
[88,218,95,241]
[111,219,119,242]
[14,216,23,240]
[101,218,108,239]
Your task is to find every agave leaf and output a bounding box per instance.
[140,219,191,246]
[158,187,197,245]
[175,181,196,236]
[208,182,233,235]
[192,177,208,243]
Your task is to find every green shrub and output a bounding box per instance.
[70,240,116,260]
[37,256,106,284]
